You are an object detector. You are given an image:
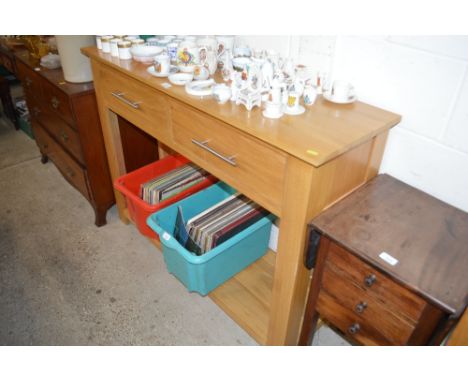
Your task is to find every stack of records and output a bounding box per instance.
[174,193,269,256]
[140,163,210,205]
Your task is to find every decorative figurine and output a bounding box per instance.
[236,88,262,111]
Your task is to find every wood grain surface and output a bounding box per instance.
[311,174,468,316]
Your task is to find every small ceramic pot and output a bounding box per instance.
[213,84,232,104]
[193,65,210,81]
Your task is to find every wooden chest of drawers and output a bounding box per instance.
[15,51,115,226]
[300,175,468,346]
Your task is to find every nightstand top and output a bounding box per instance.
[310,174,468,316]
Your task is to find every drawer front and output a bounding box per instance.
[98,65,171,141]
[317,290,393,346]
[326,241,427,323]
[171,100,286,215]
[28,97,84,165]
[321,262,416,344]
[41,80,75,126]
[33,122,90,200]
[16,60,42,99]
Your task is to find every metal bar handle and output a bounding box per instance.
[191,139,237,167]
[111,91,141,109]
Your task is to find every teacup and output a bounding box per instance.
[154,53,171,75]
[264,101,283,116]
[331,80,354,101]
[287,91,300,111]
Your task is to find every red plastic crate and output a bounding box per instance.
[114,155,217,238]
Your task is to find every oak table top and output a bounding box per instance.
[310,174,468,317]
[82,46,401,168]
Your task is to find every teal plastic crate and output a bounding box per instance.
[147,182,274,296]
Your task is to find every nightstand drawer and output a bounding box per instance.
[33,122,90,200]
[317,290,395,345]
[320,262,416,344]
[171,100,286,216]
[326,241,426,323]
[28,97,84,165]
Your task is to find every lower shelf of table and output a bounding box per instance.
[124,208,275,345]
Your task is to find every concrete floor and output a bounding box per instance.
[0,114,349,346]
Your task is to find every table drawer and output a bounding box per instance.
[16,59,42,99]
[321,262,416,344]
[317,290,395,345]
[326,241,427,323]
[41,79,75,126]
[98,65,171,140]
[33,122,90,200]
[28,97,84,165]
[171,100,286,215]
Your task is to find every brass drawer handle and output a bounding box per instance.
[364,274,377,287]
[60,130,69,142]
[51,96,60,109]
[25,77,32,87]
[348,323,360,335]
[355,301,368,314]
[111,91,141,109]
[191,139,237,167]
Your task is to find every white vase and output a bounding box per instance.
[55,35,94,83]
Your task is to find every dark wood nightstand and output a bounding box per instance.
[300,174,468,345]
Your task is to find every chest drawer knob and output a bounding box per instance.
[25,77,32,87]
[51,96,60,109]
[60,130,69,142]
[364,274,377,287]
[348,323,360,335]
[355,301,368,314]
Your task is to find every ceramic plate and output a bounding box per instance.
[284,105,306,116]
[168,73,194,86]
[147,65,178,78]
[185,79,215,96]
[323,91,357,104]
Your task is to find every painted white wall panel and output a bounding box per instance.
[331,36,466,140]
[443,68,468,153]
[380,127,468,212]
[387,36,468,61]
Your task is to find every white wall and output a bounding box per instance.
[237,35,468,212]
[330,36,468,213]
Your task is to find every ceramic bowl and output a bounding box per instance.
[232,57,251,71]
[233,46,251,57]
[130,45,163,58]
